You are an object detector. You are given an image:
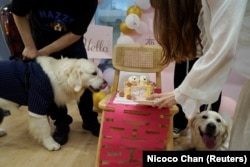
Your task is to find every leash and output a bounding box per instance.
[23,59,32,92]
[24,69,30,92]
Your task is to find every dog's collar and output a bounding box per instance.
[24,68,30,92]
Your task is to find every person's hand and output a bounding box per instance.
[22,47,38,59]
[38,48,50,56]
[147,91,177,109]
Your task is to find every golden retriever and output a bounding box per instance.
[174,110,230,151]
[0,56,107,151]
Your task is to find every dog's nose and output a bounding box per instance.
[0,108,11,123]
[206,123,216,134]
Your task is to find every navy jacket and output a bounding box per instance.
[0,60,54,115]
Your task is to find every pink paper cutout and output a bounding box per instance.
[99,94,171,166]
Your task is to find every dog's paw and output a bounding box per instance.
[43,137,61,151]
[0,129,7,137]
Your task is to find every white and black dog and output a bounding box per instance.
[0,56,107,151]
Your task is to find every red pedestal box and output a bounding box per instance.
[97,96,172,167]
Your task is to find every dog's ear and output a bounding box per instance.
[190,112,199,128]
[221,124,229,144]
[67,67,83,92]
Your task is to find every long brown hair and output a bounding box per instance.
[150,0,202,65]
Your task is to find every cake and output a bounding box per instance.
[119,75,156,100]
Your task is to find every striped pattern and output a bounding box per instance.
[0,60,54,115]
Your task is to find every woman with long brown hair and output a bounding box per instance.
[151,0,222,138]
[149,0,249,149]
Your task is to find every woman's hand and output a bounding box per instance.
[147,91,177,109]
